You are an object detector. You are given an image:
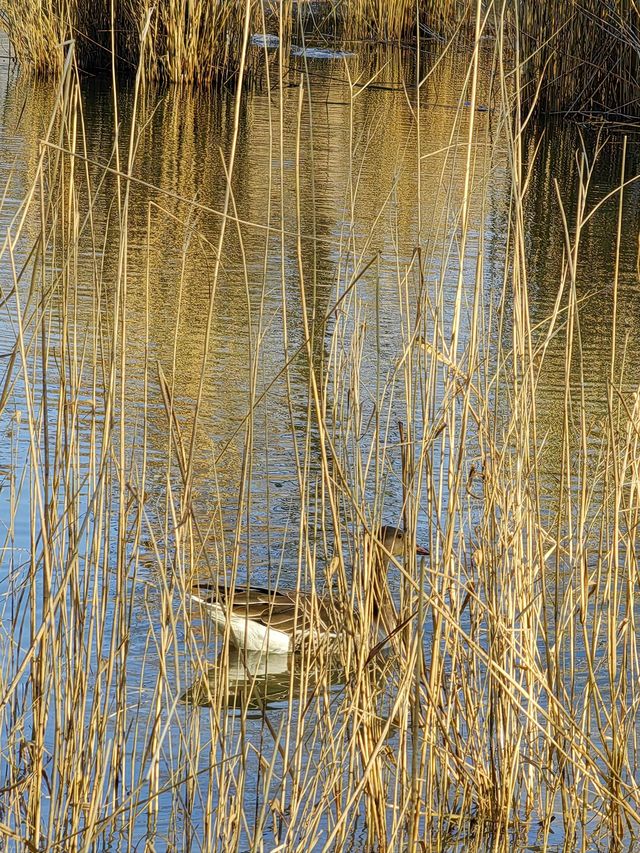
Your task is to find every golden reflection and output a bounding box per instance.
[515,127,640,486]
[44,52,500,539]
[6,40,638,553]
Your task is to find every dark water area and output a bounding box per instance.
[1,30,639,851]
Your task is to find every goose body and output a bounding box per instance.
[192,525,427,653]
[190,583,332,653]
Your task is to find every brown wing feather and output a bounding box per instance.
[194,582,331,635]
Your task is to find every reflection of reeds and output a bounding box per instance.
[2,6,640,850]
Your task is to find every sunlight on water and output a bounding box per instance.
[0,28,639,851]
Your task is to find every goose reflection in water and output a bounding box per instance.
[180,647,343,711]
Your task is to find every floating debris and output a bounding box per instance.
[463,101,490,112]
[250,35,353,60]
[251,33,281,50]
[291,45,354,60]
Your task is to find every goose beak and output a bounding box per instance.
[416,544,429,556]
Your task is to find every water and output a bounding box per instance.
[0,34,639,851]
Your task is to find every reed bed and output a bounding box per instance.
[0,5,640,851]
[341,0,463,41]
[0,0,70,76]
[4,0,640,122]
[1,0,465,83]
[517,0,640,119]
[0,0,264,83]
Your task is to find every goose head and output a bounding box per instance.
[366,525,428,632]
[377,525,429,557]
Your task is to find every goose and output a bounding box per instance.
[190,525,428,654]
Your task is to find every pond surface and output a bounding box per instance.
[1,31,639,851]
